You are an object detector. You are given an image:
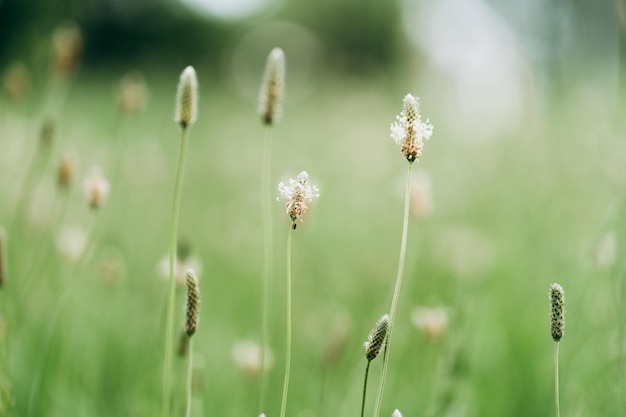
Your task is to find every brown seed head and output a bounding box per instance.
[82,166,110,210]
[57,153,74,189]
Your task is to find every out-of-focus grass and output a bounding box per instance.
[0,66,625,417]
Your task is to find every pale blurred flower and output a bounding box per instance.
[82,166,110,210]
[410,171,433,219]
[51,21,83,79]
[411,306,449,341]
[594,231,617,271]
[118,72,148,117]
[157,254,202,287]
[277,171,320,223]
[174,66,198,128]
[100,251,126,286]
[392,409,403,417]
[232,339,274,379]
[258,47,286,125]
[57,152,75,190]
[390,94,433,162]
[3,61,30,101]
[56,225,87,263]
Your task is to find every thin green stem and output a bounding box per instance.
[279,225,295,417]
[27,212,99,416]
[163,127,190,417]
[373,162,414,417]
[185,338,193,417]
[20,189,70,301]
[555,341,560,417]
[259,125,274,413]
[361,360,372,417]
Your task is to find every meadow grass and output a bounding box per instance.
[0,66,624,417]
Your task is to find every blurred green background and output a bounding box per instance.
[1,0,626,417]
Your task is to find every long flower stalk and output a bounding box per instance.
[163,66,197,417]
[550,283,564,417]
[258,48,284,413]
[279,226,294,417]
[276,171,318,417]
[373,163,413,417]
[374,94,433,417]
[163,127,189,417]
[259,125,273,412]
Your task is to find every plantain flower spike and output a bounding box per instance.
[364,314,389,361]
[549,283,565,342]
[258,47,286,125]
[82,165,110,210]
[185,269,201,336]
[175,66,198,128]
[277,171,320,225]
[390,94,434,163]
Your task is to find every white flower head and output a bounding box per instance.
[157,253,202,287]
[56,225,87,263]
[390,94,433,162]
[411,306,449,341]
[392,410,403,417]
[232,340,274,379]
[277,171,320,224]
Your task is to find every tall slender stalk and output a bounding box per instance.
[162,126,190,417]
[373,162,413,417]
[279,226,295,417]
[554,341,560,417]
[361,361,372,417]
[549,283,564,417]
[185,340,194,417]
[259,126,274,413]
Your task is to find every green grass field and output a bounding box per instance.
[1,58,625,417]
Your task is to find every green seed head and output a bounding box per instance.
[185,269,201,336]
[549,283,565,342]
[364,314,389,361]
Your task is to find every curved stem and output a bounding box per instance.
[373,162,413,417]
[555,341,560,417]
[361,360,372,417]
[163,127,190,417]
[279,226,295,417]
[185,338,194,417]
[259,126,274,413]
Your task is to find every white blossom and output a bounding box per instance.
[390,94,433,162]
[277,171,320,223]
